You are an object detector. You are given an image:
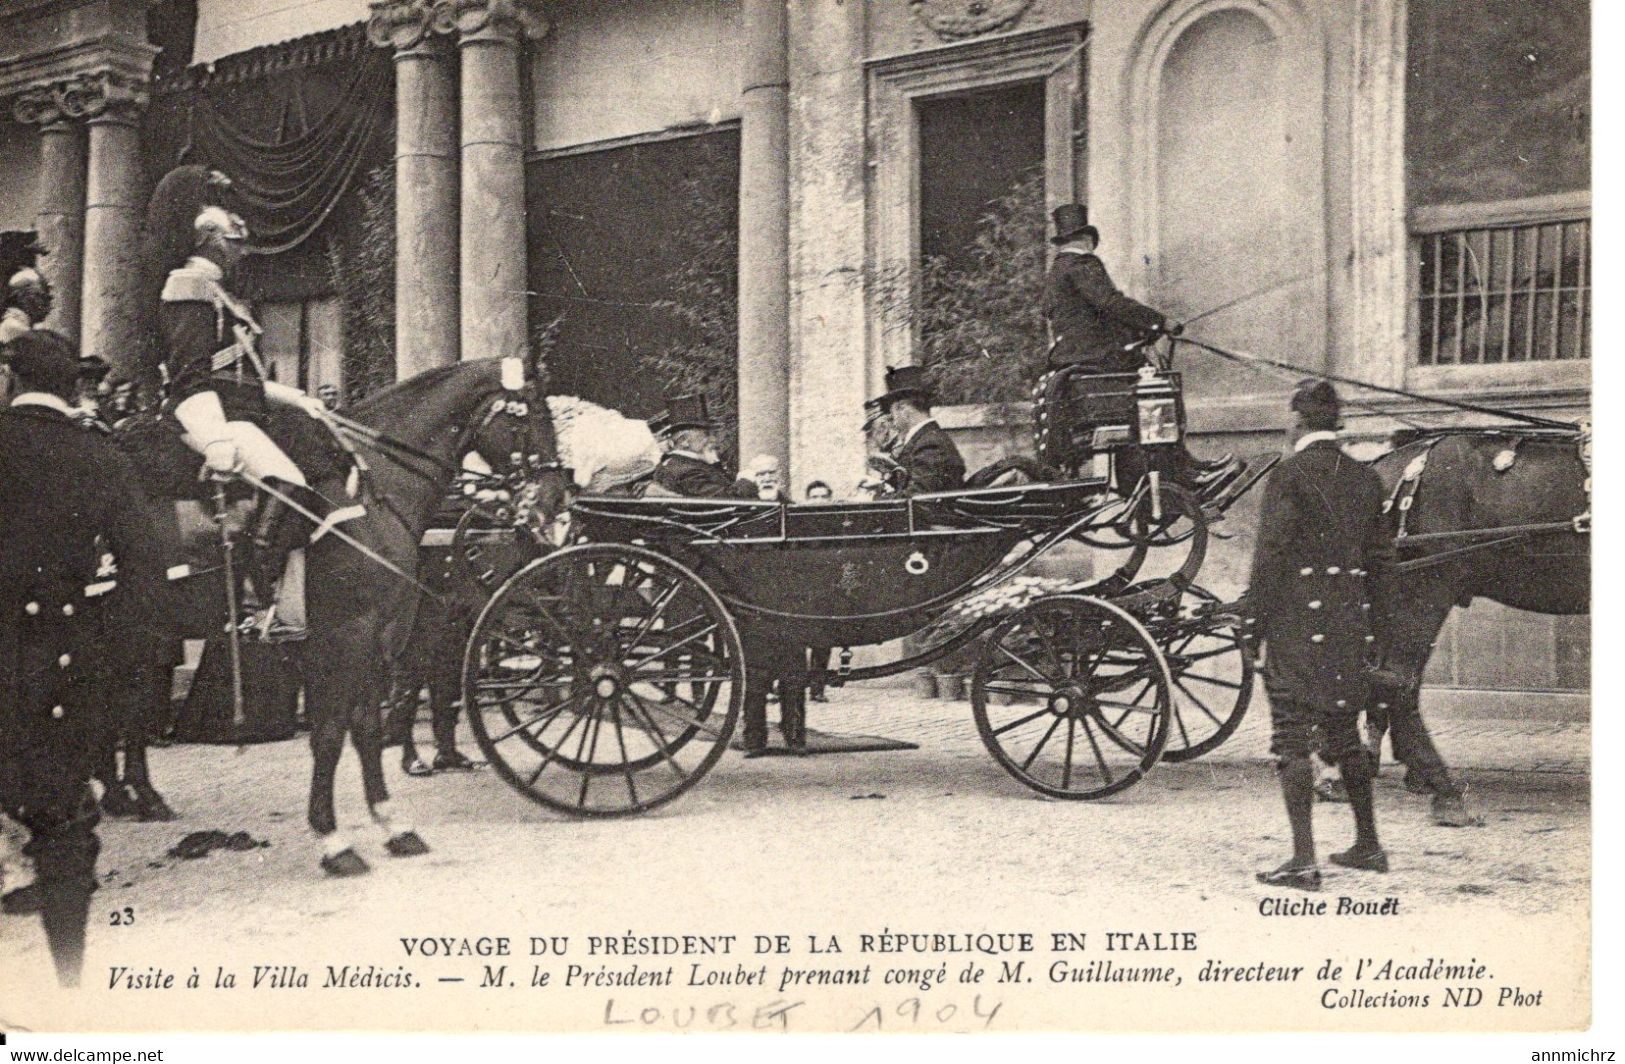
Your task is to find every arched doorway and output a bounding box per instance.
[1143,4,1325,396]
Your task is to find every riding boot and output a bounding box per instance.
[249,494,307,641]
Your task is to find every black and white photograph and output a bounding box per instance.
[0,0,1603,1044]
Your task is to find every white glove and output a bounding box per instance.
[202,439,241,476]
[298,394,327,418]
[265,380,326,418]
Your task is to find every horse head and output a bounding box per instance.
[465,356,575,541]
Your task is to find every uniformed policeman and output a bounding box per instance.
[142,165,339,641]
[0,330,161,986]
[1241,380,1397,891]
[649,394,758,499]
[1041,204,1241,501]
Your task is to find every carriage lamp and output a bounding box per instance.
[1134,371,1181,446]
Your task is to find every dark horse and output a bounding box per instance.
[102,358,569,874]
[1363,426,1589,824]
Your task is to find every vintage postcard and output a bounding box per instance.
[0,0,1596,1040]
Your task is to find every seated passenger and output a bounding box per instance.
[649,394,758,499]
[871,365,964,496]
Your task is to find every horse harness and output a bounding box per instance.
[1381,428,1590,574]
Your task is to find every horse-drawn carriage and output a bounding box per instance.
[456,338,1271,816]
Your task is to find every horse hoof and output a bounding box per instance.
[320,848,371,877]
[137,799,178,823]
[100,785,144,820]
[386,831,431,858]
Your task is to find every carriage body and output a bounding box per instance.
[568,482,1108,648]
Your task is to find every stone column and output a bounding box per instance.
[11,89,89,340]
[736,0,791,473]
[450,0,546,363]
[369,1,461,379]
[79,74,149,377]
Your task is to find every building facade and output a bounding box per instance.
[0,0,1589,698]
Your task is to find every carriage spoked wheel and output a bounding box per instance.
[1146,585,1254,763]
[971,594,1173,800]
[462,543,744,817]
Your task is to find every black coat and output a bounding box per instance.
[651,452,759,500]
[891,420,965,495]
[1,405,163,810]
[1245,439,1397,711]
[1042,251,1165,371]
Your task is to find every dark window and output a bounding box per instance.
[1405,0,1589,207]
[916,81,1046,273]
[526,130,739,420]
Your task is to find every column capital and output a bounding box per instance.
[11,71,148,127]
[434,0,549,44]
[368,0,441,51]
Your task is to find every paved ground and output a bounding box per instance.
[0,682,1591,1033]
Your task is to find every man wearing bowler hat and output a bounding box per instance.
[649,394,758,499]
[1041,203,1242,500]
[871,365,964,496]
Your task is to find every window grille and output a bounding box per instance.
[1414,216,1589,365]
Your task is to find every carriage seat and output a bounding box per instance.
[1034,365,1185,472]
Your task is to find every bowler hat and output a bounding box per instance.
[663,393,718,432]
[875,364,934,409]
[1050,203,1098,247]
[4,329,80,398]
[1290,378,1341,430]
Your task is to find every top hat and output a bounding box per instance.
[1,230,48,280]
[1049,203,1098,247]
[862,396,887,432]
[663,393,719,432]
[1290,378,1341,429]
[875,364,934,409]
[646,409,672,439]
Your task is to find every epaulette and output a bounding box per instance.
[160,267,225,306]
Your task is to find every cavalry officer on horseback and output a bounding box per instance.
[1,330,162,986]
[1241,380,1398,891]
[142,165,346,642]
[1040,204,1241,502]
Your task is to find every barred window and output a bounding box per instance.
[1415,216,1589,366]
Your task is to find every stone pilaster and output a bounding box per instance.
[368,1,461,378]
[11,85,89,341]
[443,0,547,363]
[1348,0,1409,388]
[736,0,791,475]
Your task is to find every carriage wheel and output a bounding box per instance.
[462,543,744,817]
[1150,586,1254,763]
[971,594,1173,799]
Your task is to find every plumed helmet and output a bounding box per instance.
[142,165,238,278]
[1290,378,1341,431]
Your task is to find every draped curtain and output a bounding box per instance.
[186,54,391,256]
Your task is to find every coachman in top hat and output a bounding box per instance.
[1041,203,1241,501]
